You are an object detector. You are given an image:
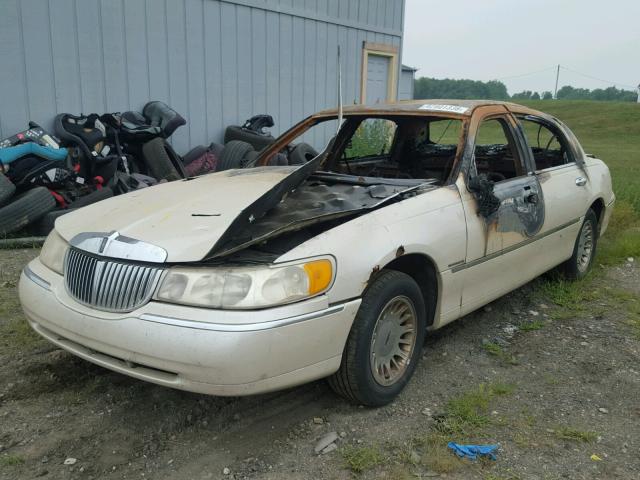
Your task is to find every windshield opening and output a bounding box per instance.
[258,114,464,185]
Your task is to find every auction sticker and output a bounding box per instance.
[419,104,469,114]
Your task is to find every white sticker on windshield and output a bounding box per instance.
[419,104,469,114]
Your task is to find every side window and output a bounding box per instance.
[344,119,397,159]
[518,117,572,170]
[473,118,524,182]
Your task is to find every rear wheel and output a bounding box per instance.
[328,270,426,406]
[561,209,598,280]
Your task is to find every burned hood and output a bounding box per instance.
[57,142,430,263]
[205,175,430,259]
[55,166,302,263]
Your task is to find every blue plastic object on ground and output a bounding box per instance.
[0,143,67,165]
[447,442,498,461]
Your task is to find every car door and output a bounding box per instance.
[456,107,546,314]
[514,114,591,267]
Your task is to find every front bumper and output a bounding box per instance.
[19,258,360,396]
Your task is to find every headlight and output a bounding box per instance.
[155,257,335,309]
[39,230,68,275]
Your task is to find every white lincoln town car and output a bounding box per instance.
[19,100,614,406]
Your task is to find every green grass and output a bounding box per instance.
[0,312,43,353]
[482,342,519,365]
[553,426,597,443]
[413,432,465,473]
[340,444,385,474]
[537,277,598,312]
[0,455,24,467]
[436,383,516,435]
[518,320,545,332]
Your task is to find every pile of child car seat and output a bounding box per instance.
[0,101,227,237]
[0,106,321,238]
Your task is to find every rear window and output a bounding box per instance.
[518,116,573,170]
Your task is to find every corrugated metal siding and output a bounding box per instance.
[399,69,415,100]
[0,0,404,153]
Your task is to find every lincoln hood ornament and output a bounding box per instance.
[69,231,168,263]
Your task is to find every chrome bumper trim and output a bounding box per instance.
[139,304,346,332]
[23,265,51,291]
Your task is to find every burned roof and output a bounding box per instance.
[315,99,546,118]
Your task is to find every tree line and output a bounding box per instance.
[413,77,638,102]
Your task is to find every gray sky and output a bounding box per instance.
[402,0,640,95]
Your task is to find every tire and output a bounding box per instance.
[69,186,114,209]
[26,208,76,237]
[217,140,254,171]
[224,125,275,151]
[243,150,260,167]
[0,173,16,206]
[561,209,598,280]
[289,143,319,165]
[182,145,208,166]
[328,270,427,406]
[267,152,289,166]
[0,187,56,236]
[141,138,182,181]
[208,142,225,160]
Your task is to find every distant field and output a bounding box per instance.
[519,100,640,263]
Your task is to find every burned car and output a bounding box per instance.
[19,100,614,406]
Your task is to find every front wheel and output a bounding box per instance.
[562,209,598,280]
[328,270,426,406]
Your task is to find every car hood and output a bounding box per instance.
[55,167,300,263]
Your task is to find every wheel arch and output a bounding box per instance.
[589,197,605,227]
[378,252,440,327]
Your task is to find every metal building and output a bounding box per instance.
[399,65,417,100]
[0,0,411,154]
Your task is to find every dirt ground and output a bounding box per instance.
[1,248,639,480]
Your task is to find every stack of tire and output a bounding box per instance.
[0,173,56,236]
[0,171,114,237]
[218,114,318,170]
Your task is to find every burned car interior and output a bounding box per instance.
[205,114,468,261]
[472,117,525,182]
[328,116,463,184]
[210,108,577,262]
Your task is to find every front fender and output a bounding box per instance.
[277,186,466,308]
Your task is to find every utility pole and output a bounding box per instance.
[637,83,640,103]
[554,64,560,99]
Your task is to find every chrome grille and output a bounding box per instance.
[64,248,164,312]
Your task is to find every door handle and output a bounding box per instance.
[575,177,587,187]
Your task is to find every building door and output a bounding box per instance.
[366,54,390,104]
